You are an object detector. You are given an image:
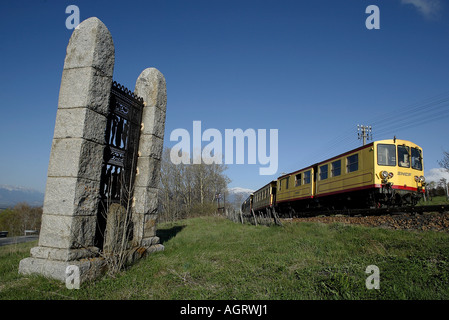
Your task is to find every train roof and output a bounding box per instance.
[253,180,277,193]
[277,138,422,180]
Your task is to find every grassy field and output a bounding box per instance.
[419,195,449,206]
[1,216,449,300]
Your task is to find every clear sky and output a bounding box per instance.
[1,0,448,192]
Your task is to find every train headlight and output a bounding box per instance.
[388,172,394,178]
[414,176,419,182]
[381,171,389,179]
[420,176,425,183]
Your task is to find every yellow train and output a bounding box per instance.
[242,138,426,216]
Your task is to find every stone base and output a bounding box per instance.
[18,243,164,284]
[126,244,165,265]
[30,246,99,261]
[18,256,107,283]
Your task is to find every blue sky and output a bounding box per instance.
[0,0,449,192]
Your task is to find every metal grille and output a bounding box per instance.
[95,81,144,249]
[100,81,144,203]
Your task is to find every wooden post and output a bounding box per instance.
[252,209,258,226]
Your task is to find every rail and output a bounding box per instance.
[280,204,449,218]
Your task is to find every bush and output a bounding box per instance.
[188,202,217,217]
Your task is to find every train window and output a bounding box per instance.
[304,171,311,184]
[411,147,423,170]
[377,144,396,166]
[347,154,359,173]
[295,173,302,186]
[280,177,289,190]
[331,160,341,177]
[320,164,328,180]
[398,145,410,168]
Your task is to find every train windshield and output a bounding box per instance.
[398,145,410,168]
[411,147,423,170]
[377,144,396,166]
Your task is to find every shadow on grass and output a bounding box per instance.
[156,225,186,244]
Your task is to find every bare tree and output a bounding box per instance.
[0,203,42,236]
[158,148,231,221]
[438,151,449,172]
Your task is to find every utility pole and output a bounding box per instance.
[215,193,221,212]
[442,178,449,201]
[358,125,373,145]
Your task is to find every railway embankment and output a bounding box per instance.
[292,211,449,232]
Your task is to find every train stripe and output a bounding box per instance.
[276,184,420,203]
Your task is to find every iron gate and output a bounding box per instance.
[95,81,144,249]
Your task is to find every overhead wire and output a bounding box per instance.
[372,96,449,135]
[291,90,449,171]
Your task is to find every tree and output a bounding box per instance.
[0,203,42,236]
[158,147,231,222]
[438,151,449,172]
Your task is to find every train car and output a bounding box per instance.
[372,138,425,206]
[252,181,277,214]
[241,194,253,215]
[314,141,376,208]
[276,166,315,213]
[274,138,425,215]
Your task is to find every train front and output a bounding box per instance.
[374,138,426,206]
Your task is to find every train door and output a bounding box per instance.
[313,165,318,196]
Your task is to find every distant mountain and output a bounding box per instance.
[0,185,44,208]
[228,187,254,196]
[0,185,255,209]
[226,187,254,206]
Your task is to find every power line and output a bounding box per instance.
[372,97,449,133]
[294,90,449,168]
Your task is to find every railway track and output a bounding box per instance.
[282,204,449,218]
[278,204,449,232]
[241,204,449,230]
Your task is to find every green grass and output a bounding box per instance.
[419,195,449,206]
[1,216,449,299]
